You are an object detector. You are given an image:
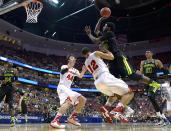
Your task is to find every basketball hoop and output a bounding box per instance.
[24,0,43,23]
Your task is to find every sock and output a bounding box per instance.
[161,114,167,120]
[105,101,113,107]
[104,105,113,111]
[69,112,78,119]
[156,112,162,118]
[25,114,28,122]
[117,102,124,108]
[53,113,62,121]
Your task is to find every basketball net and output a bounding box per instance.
[24,0,43,23]
[0,0,3,6]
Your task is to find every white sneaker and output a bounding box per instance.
[161,81,170,88]
[50,120,65,129]
[67,117,81,126]
[124,106,135,117]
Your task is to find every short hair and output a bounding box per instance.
[66,54,76,61]
[106,22,116,31]
[146,50,153,54]
[82,47,90,55]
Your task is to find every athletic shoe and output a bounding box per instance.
[161,82,170,88]
[10,117,16,127]
[100,106,113,123]
[110,106,129,123]
[149,81,161,93]
[67,117,81,126]
[111,106,124,113]
[50,120,65,129]
[155,119,166,126]
[124,106,135,117]
[110,111,129,123]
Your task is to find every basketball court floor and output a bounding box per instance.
[0,123,171,131]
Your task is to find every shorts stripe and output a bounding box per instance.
[122,56,133,75]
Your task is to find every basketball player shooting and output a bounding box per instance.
[50,55,87,129]
[84,9,168,123]
[82,47,134,123]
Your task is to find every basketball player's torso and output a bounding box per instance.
[143,59,158,79]
[99,31,122,56]
[85,52,109,79]
[58,65,79,88]
[2,69,15,87]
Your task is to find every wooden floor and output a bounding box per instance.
[0,123,171,131]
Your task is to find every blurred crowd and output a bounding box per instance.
[0,82,166,122]
[0,43,170,123]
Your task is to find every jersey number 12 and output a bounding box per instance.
[88,60,99,73]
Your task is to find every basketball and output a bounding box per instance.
[100,7,111,18]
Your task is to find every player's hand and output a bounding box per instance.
[85,26,91,35]
[82,65,87,72]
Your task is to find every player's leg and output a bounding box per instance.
[21,102,28,123]
[100,95,119,123]
[0,85,6,103]
[0,88,6,112]
[51,86,71,128]
[6,85,15,127]
[167,101,171,117]
[130,72,161,93]
[51,99,71,128]
[148,90,167,125]
[118,55,161,92]
[95,73,134,122]
[66,89,86,126]
[110,91,134,123]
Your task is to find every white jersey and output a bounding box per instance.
[85,52,109,79]
[58,65,80,88]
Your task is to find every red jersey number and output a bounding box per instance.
[88,60,99,73]
[67,74,74,81]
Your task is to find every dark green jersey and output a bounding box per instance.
[22,96,28,105]
[143,59,157,78]
[3,69,15,84]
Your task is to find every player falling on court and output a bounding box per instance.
[82,47,134,123]
[140,50,170,125]
[84,18,168,123]
[0,63,18,126]
[50,55,87,129]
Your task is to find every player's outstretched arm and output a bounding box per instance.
[156,59,169,75]
[94,17,106,36]
[95,51,114,60]
[85,26,100,44]
[156,59,164,69]
[77,66,87,79]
